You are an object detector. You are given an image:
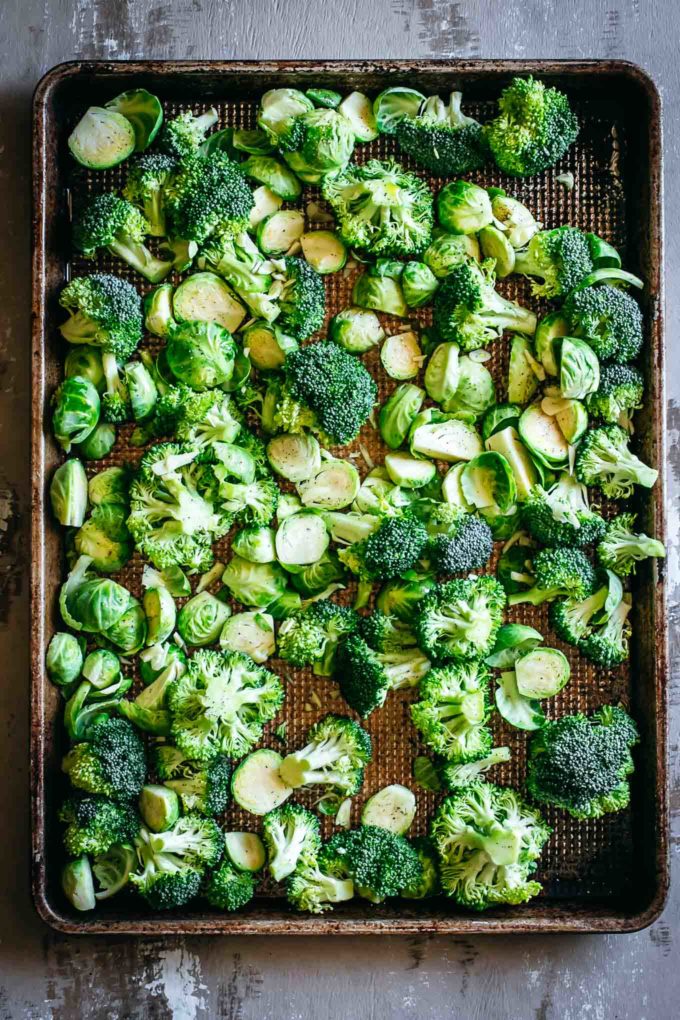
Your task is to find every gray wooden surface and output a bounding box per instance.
[1,1,678,1017]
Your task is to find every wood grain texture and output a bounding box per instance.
[1,0,679,1017]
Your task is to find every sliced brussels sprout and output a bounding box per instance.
[306,88,343,109]
[244,321,297,372]
[231,748,292,815]
[64,345,105,392]
[173,272,246,334]
[68,107,136,169]
[508,335,540,405]
[443,355,496,420]
[298,459,360,510]
[105,89,163,150]
[241,155,303,201]
[373,86,425,134]
[485,426,540,501]
[267,432,321,484]
[485,623,544,669]
[248,185,283,230]
[409,410,483,463]
[534,311,569,377]
[300,230,347,274]
[518,404,570,469]
[461,451,517,512]
[223,831,267,872]
[143,586,176,646]
[139,785,180,833]
[401,262,438,308]
[275,511,330,569]
[385,452,437,489]
[143,284,175,339]
[338,91,379,141]
[481,403,522,442]
[220,611,276,663]
[258,88,314,140]
[329,307,385,354]
[437,180,493,235]
[553,398,588,445]
[490,192,540,250]
[257,210,305,255]
[381,331,423,380]
[558,337,600,400]
[495,671,545,731]
[479,225,515,277]
[424,342,460,405]
[50,458,88,528]
[424,231,480,277]
[441,463,472,508]
[515,647,571,699]
[361,784,416,835]
[379,383,425,450]
[352,273,407,317]
[232,526,277,564]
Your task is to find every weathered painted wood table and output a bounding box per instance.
[0,1,677,1016]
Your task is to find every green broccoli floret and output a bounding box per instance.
[526,705,639,818]
[431,781,551,910]
[424,504,494,574]
[323,825,423,903]
[359,611,417,652]
[100,351,131,424]
[59,795,140,857]
[484,76,579,177]
[283,341,377,446]
[322,159,434,257]
[123,153,178,236]
[415,576,506,664]
[338,512,428,583]
[62,717,146,801]
[72,193,173,283]
[166,152,254,244]
[336,634,431,717]
[279,714,372,795]
[204,861,256,911]
[58,274,143,361]
[586,363,645,424]
[575,425,658,499]
[513,226,593,299]
[168,648,284,762]
[522,474,606,548]
[263,803,321,882]
[159,107,218,158]
[394,92,486,175]
[277,600,359,676]
[579,596,632,667]
[217,475,279,526]
[433,259,536,351]
[200,230,279,321]
[131,814,223,909]
[376,572,436,622]
[401,836,440,899]
[439,746,512,790]
[275,256,326,341]
[548,582,612,647]
[153,746,232,816]
[508,547,596,607]
[174,390,243,456]
[563,285,643,363]
[132,384,194,445]
[286,850,355,913]
[596,512,665,577]
[411,662,493,763]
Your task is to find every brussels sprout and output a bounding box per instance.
[60,555,127,632]
[257,209,305,256]
[307,88,343,109]
[409,409,483,462]
[46,631,85,687]
[81,648,121,689]
[143,586,177,646]
[104,598,147,653]
[267,433,321,484]
[353,468,397,515]
[339,91,379,142]
[461,451,517,513]
[243,321,297,371]
[62,856,96,912]
[424,342,460,405]
[64,345,105,391]
[381,331,423,380]
[232,127,275,154]
[480,503,522,540]
[423,232,480,277]
[139,784,181,833]
[258,88,314,140]
[373,86,425,134]
[267,589,303,620]
[479,225,515,278]
[232,525,277,564]
[558,337,600,400]
[441,462,471,508]
[437,180,493,235]
[490,192,540,250]
[74,505,132,573]
[281,109,355,181]
[290,550,345,597]
[75,421,116,461]
[214,443,256,484]
[166,321,236,391]
[379,383,425,450]
[534,311,569,377]
[139,641,187,685]
[402,262,439,308]
[276,510,330,568]
[105,88,163,150]
[143,284,176,339]
[172,272,246,335]
[485,426,541,501]
[485,622,544,668]
[385,451,437,489]
[50,458,88,527]
[507,335,539,405]
[177,591,231,646]
[241,155,303,201]
[249,186,283,230]
[329,307,385,354]
[220,611,276,663]
[443,355,496,420]
[518,404,569,469]
[68,106,135,170]
[52,376,100,452]
[141,564,191,599]
[300,230,347,274]
[222,555,288,608]
[297,459,360,510]
[125,361,158,420]
[88,466,131,507]
[352,273,407,317]
[277,493,303,521]
[481,403,522,442]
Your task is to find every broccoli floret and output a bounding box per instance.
[283,341,377,446]
[59,795,140,857]
[217,475,279,526]
[100,351,131,424]
[522,474,606,548]
[411,662,493,763]
[62,717,146,801]
[168,648,284,762]
[174,390,243,456]
[159,107,218,159]
[484,76,579,177]
[579,596,632,667]
[376,572,436,622]
[575,424,658,499]
[431,781,551,910]
[166,152,254,244]
[415,576,506,664]
[401,836,440,899]
[322,159,434,257]
[201,230,279,321]
[338,513,428,583]
[58,274,143,361]
[275,257,326,341]
[586,363,645,424]
[424,504,494,574]
[279,714,372,795]
[204,861,256,911]
[596,512,665,578]
[263,803,321,882]
[277,600,359,676]
[513,227,593,299]
[123,153,178,236]
[433,259,536,351]
[526,705,639,818]
[395,92,486,176]
[323,825,423,903]
[439,746,512,790]
[131,814,223,908]
[508,547,596,607]
[359,611,417,652]
[286,851,355,913]
[336,634,431,718]
[563,285,643,363]
[153,747,232,816]
[549,582,611,646]
[72,193,173,283]
[132,384,195,445]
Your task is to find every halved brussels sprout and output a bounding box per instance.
[373,87,425,134]
[479,225,515,277]
[443,356,496,420]
[241,155,303,201]
[352,273,407,317]
[249,186,283,230]
[424,342,460,405]
[381,331,423,380]
[75,422,116,461]
[353,468,398,515]
[485,426,541,501]
[379,383,425,450]
[290,550,345,598]
[62,857,96,912]
[81,648,121,689]
[275,510,330,568]
[222,555,288,608]
[232,525,277,564]
[74,505,132,573]
[300,231,347,274]
[508,335,541,406]
[244,322,298,372]
[515,647,571,699]
[173,272,246,334]
[220,611,276,663]
[105,89,163,151]
[298,459,360,510]
[257,210,305,256]
[385,452,437,489]
[437,180,493,235]
[558,337,600,400]
[490,192,540,249]
[232,127,275,154]
[461,451,517,513]
[277,493,303,521]
[143,586,176,646]
[325,511,380,545]
[68,107,136,169]
[485,623,544,669]
[424,232,480,278]
[258,88,314,140]
[441,463,472,508]
[144,284,175,339]
[50,458,88,527]
[329,307,385,354]
[518,404,570,469]
[409,410,483,463]
[267,433,321,484]
[534,311,569,377]
[125,361,158,421]
[338,91,379,141]
[64,346,105,392]
[88,466,130,507]
[481,403,522,442]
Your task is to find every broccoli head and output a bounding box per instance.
[575,425,658,499]
[586,363,645,424]
[424,504,494,574]
[277,600,359,676]
[131,814,223,909]
[415,576,506,664]
[322,159,434,257]
[563,285,643,363]
[72,193,173,283]
[279,713,372,796]
[263,803,321,882]
[59,794,140,857]
[526,705,639,818]
[174,390,243,456]
[596,512,665,578]
[433,258,536,351]
[153,746,232,816]
[217,475,279,527]
[338,512,428,583]
[159,107,218,158]
[323,825,423,902]
[411,662,493,763]
[522,474,606,548]
[276,257,326,341]
[579,596,632,667]
[508,547,597,607]
[204,861,256,911]
[59,274,143,361]
[336,634,431,717]
[62,717,146,801]
[431,781,552,910]
[513,226,593,299]
[395,92,486,176]
[549,580,613,647]
[286,850,354,913]
[484,75,579,177]
[166,152,254,244]
[123,153,178,236]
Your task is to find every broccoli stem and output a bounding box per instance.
[108,239,172,284]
